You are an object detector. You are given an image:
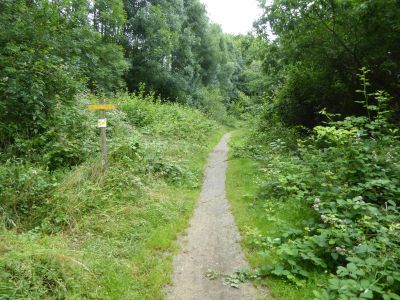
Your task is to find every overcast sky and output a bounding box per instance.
[200,0,263,35]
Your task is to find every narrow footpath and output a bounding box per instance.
[166,133,260,300]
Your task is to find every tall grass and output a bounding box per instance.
[0,92,225,299]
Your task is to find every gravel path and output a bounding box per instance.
[166,133,261,300]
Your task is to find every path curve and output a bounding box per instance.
[166,133,260,300]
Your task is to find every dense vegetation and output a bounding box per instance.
[226,1,400,299]
[255,0,400,127]
[230,80,400,299]
[0,0,241,151]
[0,1,235,298]
[0,91,225,298]
[1,0,399,299]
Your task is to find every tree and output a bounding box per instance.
[122,0,242,111]
[0,0,127,146]
[256,0,400,127]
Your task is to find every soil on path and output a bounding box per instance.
[166,133,262,300]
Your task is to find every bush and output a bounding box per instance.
[0,161,57,229]
[246,85,400,299]
[0,1,127,147]
[41,103,97,170]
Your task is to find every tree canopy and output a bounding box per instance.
[255,0,400,127]
[0,0,244,147]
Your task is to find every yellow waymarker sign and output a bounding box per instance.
[87,100,116,169]
[88,104,117,111]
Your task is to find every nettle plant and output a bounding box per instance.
[257,72,400,299]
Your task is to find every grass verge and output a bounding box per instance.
[226,130,322,300]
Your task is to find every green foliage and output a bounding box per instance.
[0,0,239,153]
[0,254,71,299]
[116,89,220,140]
[0,90,221,229]
[0,0,246,298]
[0,0,128,146]
[122,0,242,113]
[239,83,400,299]
[41,103,98,170]
[233,35,270,100]
[227,131,321,299]
[0,161,57,229]
[256,0,400,127]
[0,91,224,299]
[205,268,253,289]
[195,87,231,124]
[1,96,97,171]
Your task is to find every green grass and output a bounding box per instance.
[0,93,226,299]
[226,130,322,300]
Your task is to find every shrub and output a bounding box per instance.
[0,161,56,229]
[41,103,97,170]
[247,82,400,299]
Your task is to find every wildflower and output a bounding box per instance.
[321,215,328,223]
[313,198,322,211]
[355,196,365,204]
[335,247,346,255]
[387,151,393,161]
[372,151,378,161]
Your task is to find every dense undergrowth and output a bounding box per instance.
[229,81,400,299]
[0,91,224,299]
[227,131,321,300]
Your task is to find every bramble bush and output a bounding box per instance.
[246,75,400,299]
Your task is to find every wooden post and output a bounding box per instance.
[99,99,108,169]
[88,101,116,169]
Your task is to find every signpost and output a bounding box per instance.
[88,99,116,169]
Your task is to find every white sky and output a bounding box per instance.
[200,0,263,35]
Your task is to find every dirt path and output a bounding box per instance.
[166,133,261,300]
